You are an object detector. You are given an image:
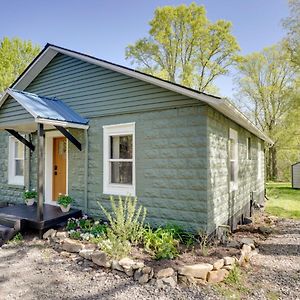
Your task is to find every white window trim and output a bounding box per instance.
[8,136,25,186]
[257,141,262,180]
[103,122,136,196]
[229,128,238,192]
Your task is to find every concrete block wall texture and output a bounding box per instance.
[206,106,265,233]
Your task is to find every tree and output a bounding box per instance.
[125,3,240,93]
[283,0,300,67]
[0,37,40,93]
[235,43,297,180]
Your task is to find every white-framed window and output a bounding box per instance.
[257,141,262,180]
[8,136,25,186]
[103,122,135,196]
[229,128,238,191]
[246,137,251,160]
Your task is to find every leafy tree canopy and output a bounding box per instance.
[126,3,240,94]
[0,37,40,93]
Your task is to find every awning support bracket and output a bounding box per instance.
[5,129,35,151]
[54,126,82,151]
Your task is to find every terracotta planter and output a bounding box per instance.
[60,204,71,213]
[25,198,35,206]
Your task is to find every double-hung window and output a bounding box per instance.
[103,123,135,196]
[229,128,238,191]
[8,136,25,186]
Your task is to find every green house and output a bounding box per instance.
[0,44,272,234]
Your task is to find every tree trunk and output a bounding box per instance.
[266,145,278,181]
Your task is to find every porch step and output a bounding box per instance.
[0,215,22,231]
[0,224,16,246]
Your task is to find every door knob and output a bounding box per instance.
[54,165,58,170]
[54,171,57,175]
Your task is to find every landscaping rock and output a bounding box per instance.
[156,267,174,279]
[207,269,229,283]
[84,243,97,250]
[91,251,111,268]
[240,238,255,249]
[258,226,273,235]
[138,273,150,284]
[178,275,206,286]
[62,238,84,253]
[134,269,143,281]
[178,263,213,280]
[56,231,69,239]
[226,240,241,249]
[79,249,94,260]
[241,244,252,260]
[111,260,124,272]
[223,265,234,271]
[142,266,152,274]
[223,256,236,266]
[213,259,224,270]
[162,276,177,288]
[43,229,57,239]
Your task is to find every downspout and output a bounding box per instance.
[84,128,89,213]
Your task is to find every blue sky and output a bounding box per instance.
[0,0,289,98]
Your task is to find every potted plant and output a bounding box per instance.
[23,189,37,206]
[57,194,73,212]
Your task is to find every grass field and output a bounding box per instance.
[266,182,300,219]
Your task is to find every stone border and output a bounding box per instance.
[43,229,259,288]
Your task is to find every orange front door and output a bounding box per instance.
[52,137,67,201]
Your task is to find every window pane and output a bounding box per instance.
[15,160,24,176]
[14,141,24,159]
[111,162,132,184]
[110,135,132,159]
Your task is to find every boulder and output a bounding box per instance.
[213,259,224,270]
[43,229,57,239]
[156,267,174,279]
[178,263,213,280]
[62,238,84,253]
[91,251,111,268]
[79,249,94,260]
[178,275,206,286]
[223,256,236,266]
[207,269,229,283]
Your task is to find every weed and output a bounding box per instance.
[98,195,147,245]
[224,265,242,285]
[197,229,210,256]
[9,233,23,244]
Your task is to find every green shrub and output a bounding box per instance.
[98,195,147,245]
[69,231,81,240]
[97,229,131,259]
[163,224,195,247]
[143,226,179,260]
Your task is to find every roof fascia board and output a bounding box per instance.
[13,48,58,90]
[36,118,89,130]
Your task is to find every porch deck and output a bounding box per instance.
[0,203,82,233]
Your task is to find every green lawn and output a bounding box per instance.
[266,182,300,219]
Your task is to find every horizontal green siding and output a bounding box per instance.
[0,96,33,125]
[25,53,200,118]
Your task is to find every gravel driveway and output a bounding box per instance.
[0,218,299,300]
